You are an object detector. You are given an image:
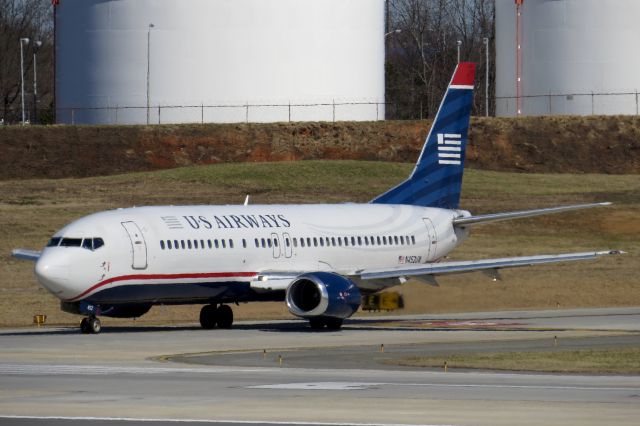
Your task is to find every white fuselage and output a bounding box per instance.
[35,204,468,304]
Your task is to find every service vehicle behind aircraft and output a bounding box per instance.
[13,63,621,333]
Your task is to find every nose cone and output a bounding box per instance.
[35,251,70,299]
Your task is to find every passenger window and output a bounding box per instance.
[343,237,348,247]
[319,238,324,247]
[411,235,416,245]
[267,239,272,248]
[200,239,205,249]
[261,238,266,248]
[394,236,399,245]
[160,240,165,250]
[229,239,234,249]
[357,237,362,246]
[188,240,192,249]
[215,239,219,248]
[208,240,212,249]
[46,237,61,247]
[193,240,198,249]
[313,238,318,247]
[167,240,172,249]
[351,237,356,246]
[285,238,290,247]
[273,238,278,247]
[300,238,305,248]
[306,237,311,247]
[174,240,179,249]
[242,239,247,248]
[222,240,227,248]
[383,236,387,245]
[255,238,259,248]
[400,236,405,245]
[293,238,298,248]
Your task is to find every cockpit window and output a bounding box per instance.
[46,237,61,247]
[60,238,82,247]
[81,237,105,251]
[58,237,105,250]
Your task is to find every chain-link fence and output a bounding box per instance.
[495,91,640,117]
[3,91,640,125]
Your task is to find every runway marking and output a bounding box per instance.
[247,381,640,392]
[0,415,456,426]
[249,382,383,390]
[0,364,272,376]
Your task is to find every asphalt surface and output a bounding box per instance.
[0,307,639,426]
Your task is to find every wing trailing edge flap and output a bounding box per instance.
[453,202,612,228]
[359,250,624,282]
[11,249,42,262]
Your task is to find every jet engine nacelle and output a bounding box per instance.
[285,272,361,319]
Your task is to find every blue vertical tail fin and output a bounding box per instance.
[372,62,476,209]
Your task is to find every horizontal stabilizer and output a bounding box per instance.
[360,250,623,281]
[453,202,612,227]
[11,249,41,262]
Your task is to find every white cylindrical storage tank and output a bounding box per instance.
[55,0,385,124]
[495,0,640,116]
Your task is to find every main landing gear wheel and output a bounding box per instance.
[199,304,235,330]
[80,317,101,334]
[216,305,234,329]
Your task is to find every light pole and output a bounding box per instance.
[483,37,489,117]
[456,40,462,63]
[19,37,30,124]
[33,40,42,124]
[146,23,154,125]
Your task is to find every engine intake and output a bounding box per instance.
[286,272,361,319]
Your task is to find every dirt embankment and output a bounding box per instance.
[1,115,639,179]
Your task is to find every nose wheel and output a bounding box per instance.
[199,304,234,329]
[80,317,101,334]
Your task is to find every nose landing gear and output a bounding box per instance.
[80,316,101,334]
[199,304,234,329]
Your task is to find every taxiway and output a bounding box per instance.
[0,307,638,426]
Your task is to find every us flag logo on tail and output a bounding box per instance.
[437,133,462,165]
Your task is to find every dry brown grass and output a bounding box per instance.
[0,161,638,327]
[388,348,640,374]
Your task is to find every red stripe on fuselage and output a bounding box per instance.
[67,272,258,302]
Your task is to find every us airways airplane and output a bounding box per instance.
[13,63,620,334]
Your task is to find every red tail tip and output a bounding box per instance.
[451,62,476,86]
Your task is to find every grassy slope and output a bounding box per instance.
[1,161,638,327]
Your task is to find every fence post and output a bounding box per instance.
[332,99,336,123]
[246,103,249,123]
[591,92,594,115]
[376,102,379,121]
[71,108,75,125]
[548,94,552,115]
[201,103,204,124]
[158,105,161,125]
[288,101,291,123]
[114,105,118,124]
[636,90,638,115]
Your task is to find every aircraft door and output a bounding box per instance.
[283,233,293,258]
[422,218,438,260]
[121,221,148,270]
[271,233,281,259]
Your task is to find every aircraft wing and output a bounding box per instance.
[453,202,611,227]
[11,249,42,262]
[359,250,623,282]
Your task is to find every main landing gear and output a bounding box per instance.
[309,317,343,331]
[199,304,234,329]
[80,316,101,334]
